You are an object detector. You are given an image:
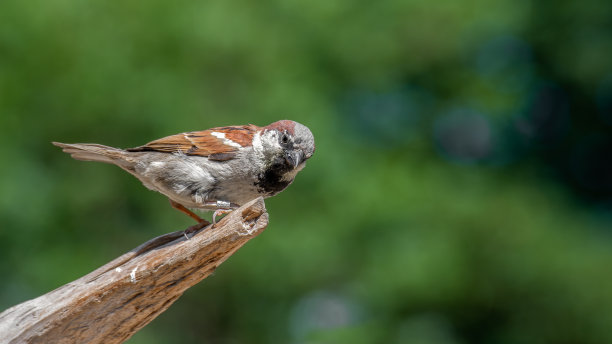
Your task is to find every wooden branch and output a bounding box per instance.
[0,197,268,344]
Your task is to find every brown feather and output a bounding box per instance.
[126,125,259,158]
[264,120,296,135]
[218,125,259,147]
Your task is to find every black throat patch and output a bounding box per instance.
[255,162,293,196]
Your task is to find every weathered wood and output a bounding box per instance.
[0,197,268,344]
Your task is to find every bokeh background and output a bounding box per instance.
[2,0,612,343]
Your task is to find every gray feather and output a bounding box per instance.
[52,142,128,165]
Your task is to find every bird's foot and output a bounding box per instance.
[212,209,233,227]
[207,200,240,227]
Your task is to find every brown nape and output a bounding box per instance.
[169,199,210,225]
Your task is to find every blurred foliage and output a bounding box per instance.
[1,0,612,343]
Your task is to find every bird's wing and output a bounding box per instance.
[127,124,259,161]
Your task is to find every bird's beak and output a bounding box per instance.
[285,151,304,169]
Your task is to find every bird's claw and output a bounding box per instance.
[212,209,233,227]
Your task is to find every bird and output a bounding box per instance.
[53,120,315,227]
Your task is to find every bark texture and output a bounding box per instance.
[0,197,268,344]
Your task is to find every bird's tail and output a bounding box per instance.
[52,142,129,165]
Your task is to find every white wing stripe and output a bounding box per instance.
[211,132,242,148]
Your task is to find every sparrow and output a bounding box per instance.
[53,120,315,226]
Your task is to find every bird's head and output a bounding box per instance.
[255,120,315,173]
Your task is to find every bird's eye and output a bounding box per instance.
[281,134,289,144]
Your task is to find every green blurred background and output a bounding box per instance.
[2,0,612,343]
